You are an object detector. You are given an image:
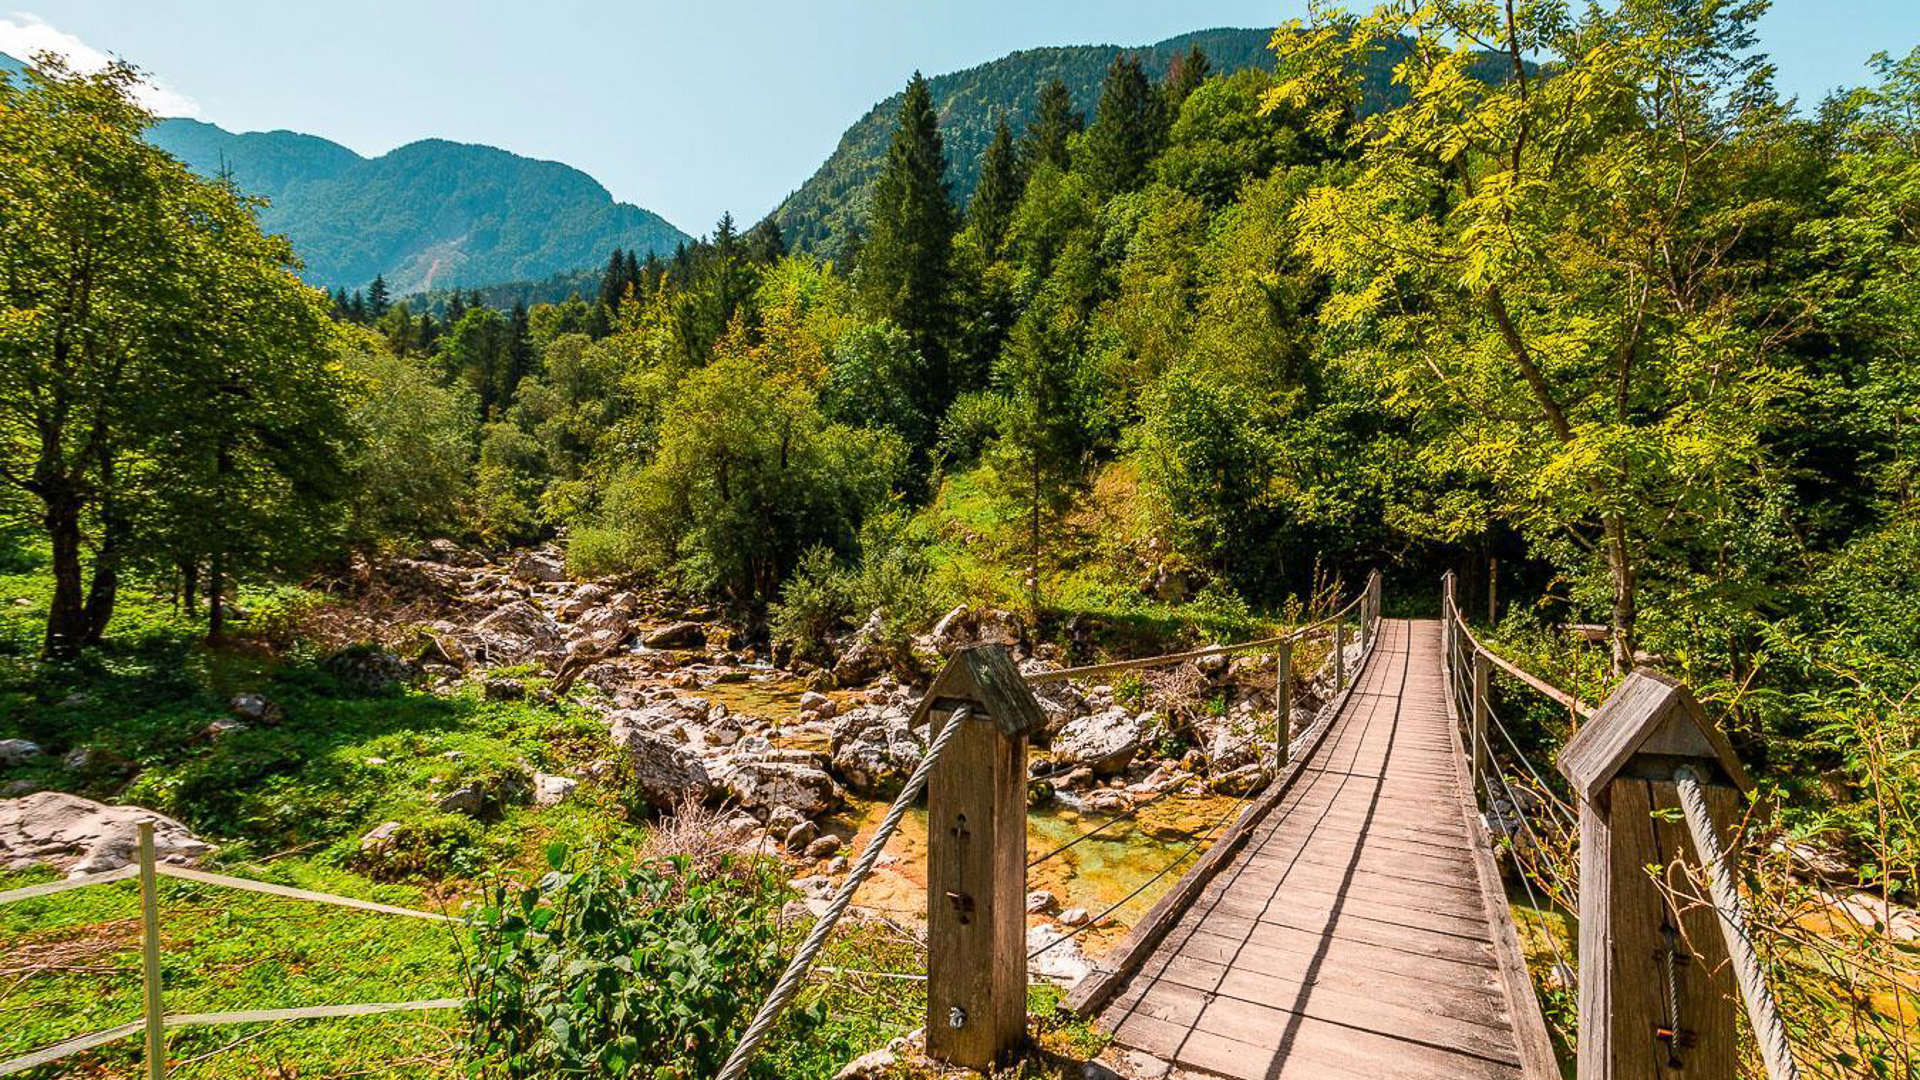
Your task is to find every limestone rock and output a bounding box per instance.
[1054,706,1150,775]
[833,1049,897,1080]
[532,772,579,807]
[510,548,568,583]
[719,759,843,815]
[0,793,212,877]
[784,820,819,852]
[608,727,715,809]
[472,601,563,662]
[230,692,277,723]
[804,834,842,860]
[0,739,43,766]
[643,621,706,649]
[828,705,925,797]
[1026,889,1059,914]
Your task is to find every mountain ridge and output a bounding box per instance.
[1,50,689,296]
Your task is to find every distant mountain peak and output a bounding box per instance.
[145,118,688,294]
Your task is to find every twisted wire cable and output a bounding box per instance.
[713,706,969,1080]
[1674,766,1803,1080]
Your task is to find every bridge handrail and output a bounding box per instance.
[1023,587,1368,686]
[1441,574,1595,720]
[1439,571,1802,1080]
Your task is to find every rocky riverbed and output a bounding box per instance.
[3,540,1359,975]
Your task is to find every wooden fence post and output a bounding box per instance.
[1488,556,1499,624]
[920,646,1047,1072]
[1557,670,1755,1080]
[1274,639,1293,770]
[137,819,166,1080]
[1470,650,1490,789]
[1333,620,1346,692]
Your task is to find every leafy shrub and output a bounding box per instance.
[463,846,807,1080]
[768,545,853,664]
[356,811,485,881]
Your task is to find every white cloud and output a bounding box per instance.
[0,11,200,116]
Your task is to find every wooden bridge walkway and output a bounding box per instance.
[1091,618,1554,1080]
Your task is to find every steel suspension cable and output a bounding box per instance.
[1477,767,1580,1019]
[713,706,969,1080]
[1673,767,1803,1080]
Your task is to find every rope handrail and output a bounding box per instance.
[1673,767,1803,1080]
[1024,589,1366,686]
[1444,593,1596,720]
[713,704,969,1080]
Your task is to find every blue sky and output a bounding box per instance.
[3,2,1913,233]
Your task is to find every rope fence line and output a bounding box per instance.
[0,823,462,1079]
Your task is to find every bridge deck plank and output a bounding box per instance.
[1093,619,1546,1079]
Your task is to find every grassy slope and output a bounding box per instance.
[0,535,1100,1078]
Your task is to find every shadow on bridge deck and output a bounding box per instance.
[1091,619,1553,1080]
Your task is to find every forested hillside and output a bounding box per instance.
[144,118,690,294]
[771,27,1511,257]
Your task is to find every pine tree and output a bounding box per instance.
[859,72,958,437]
[1165,44,1212,112]
[622,250,641,298]
[747,215,787,263]
[598,248,629,313]
[445,290,467,330]
[366,274,391,320]
[508,301,533,398]
[1025,77,1083,172]
[348,289,367,324]
[1081,55,1164,197]
[969,118,1026,256]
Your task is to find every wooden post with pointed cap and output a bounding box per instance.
[1557,669,1754,1080]
[915,644,1047,1071]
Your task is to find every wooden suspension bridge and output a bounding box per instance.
[724,570,1801,1080]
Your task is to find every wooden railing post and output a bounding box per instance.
[1557,671,1756,1080]
[137,819,166,1080]
[1274,639,1293,769]
[1333,620,1346,692]
[921,646,1047,1071]
[1470,650,1490,789]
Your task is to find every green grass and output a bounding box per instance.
[0,541,647,1077]
[0,866,463,1078]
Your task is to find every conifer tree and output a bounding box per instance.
[747,215,787,263]
[348,289,367,324]
[509,300,534,393]
[1025,77,1082,172]
[444,290,467,330]
[1165,44,1211,112]
[1081,55,1164,197]
[859,72,958,435]
[969,118,1026,256]
[598,248,629,313]
[366,274,391,319]
[622,250,641,295]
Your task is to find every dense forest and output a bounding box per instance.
[2,1,1917,1075]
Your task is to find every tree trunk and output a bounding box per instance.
[1028,456,1042,625]
[1603,515,1637,675]
[181,560,200,617]
[81,509,122,646]
[207,549,225,645]
[41,491,88,661]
